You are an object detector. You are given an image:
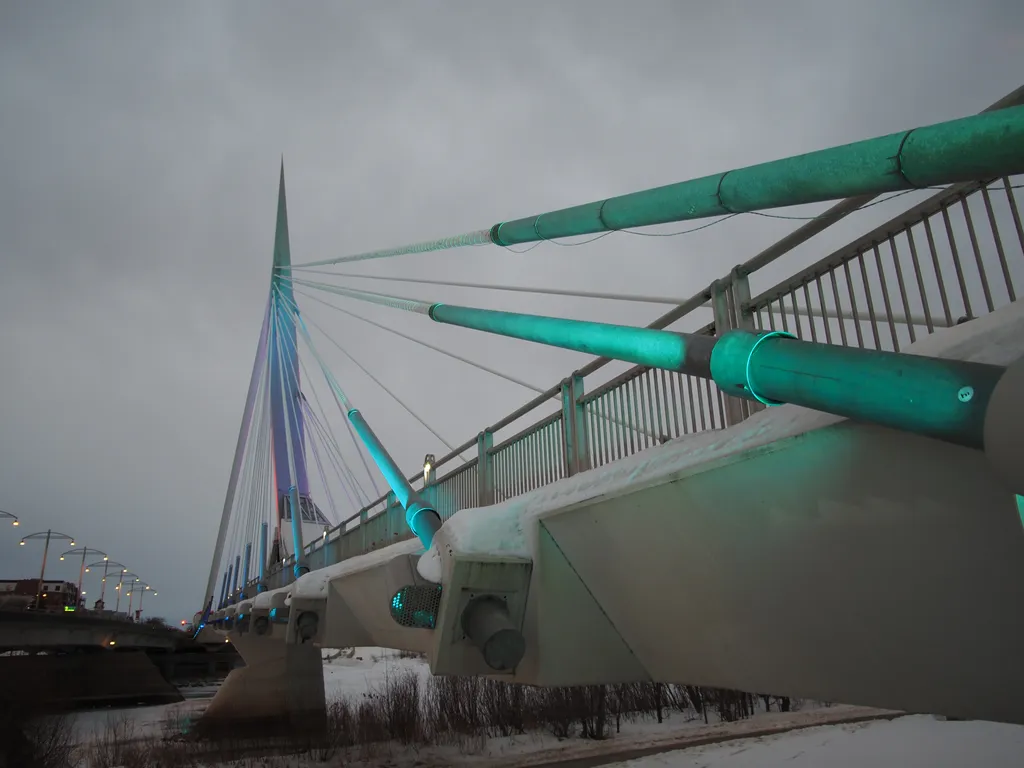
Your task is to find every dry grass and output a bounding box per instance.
[66,674,799,767]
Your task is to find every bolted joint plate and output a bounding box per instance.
[431,554,532,677]
[286,596,326,646]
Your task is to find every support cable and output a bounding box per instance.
[277,288,468,461]
[288,331,374,506]
[294,285,659,442]
[269,293,307,568]
[283,105,1024,269]
[272,293,340,527]
[301,398,357,516]
[283,306,380,504]
[272,284,383,500]
[288,268,689,307]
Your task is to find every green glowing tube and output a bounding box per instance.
[491,106,1024,246]
[286,106,1024,269]
[347,408,441,548]
[710,331,1005,449]
[428,301,1005,449]
[298,274,1008,450]
[428,303,715,373]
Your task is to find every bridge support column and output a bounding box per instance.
[200,633,325,738]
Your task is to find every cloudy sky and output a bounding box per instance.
[0,1,1021,624]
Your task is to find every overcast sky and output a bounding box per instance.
[0,1,1021,624]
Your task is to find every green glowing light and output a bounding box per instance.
[428,303,688,370]
[389,585,443,630]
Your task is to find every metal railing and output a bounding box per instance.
[240,86,1024,598]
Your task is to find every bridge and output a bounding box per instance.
[0,609,180,652]
[197,84,1024,733]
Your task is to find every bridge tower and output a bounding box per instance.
[200,165,328,735]
[267,164,329,572]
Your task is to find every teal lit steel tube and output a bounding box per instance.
[258,522,268,591]
[427,303,713,373]
[346,408,442,548]
[287,105,1024,269]
[710,330,1005,450]
[305,281,1004,450]
[288,486,308,578]
[491,106,1024,246]
[242,543,252,594]
[430,300,1003,449]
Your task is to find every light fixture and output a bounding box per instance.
[19,541,24,546]
[12,520,18,527]
[109,640,116,646]
[59,556,65,561]
[85,568,90,573]
[69,541,75,546]
[103,556,108,561]
[423,453,435,485]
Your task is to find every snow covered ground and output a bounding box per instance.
[68,648,1024,766]
[605,716,1024,768]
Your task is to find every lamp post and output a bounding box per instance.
[114,572,139,613]
[126,581,155,621]
[86,560,126,610]
[59,547,107,606]
[0,510,19,528]
[19,530,75,610]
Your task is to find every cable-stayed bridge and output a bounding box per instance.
[196,85,1024,733]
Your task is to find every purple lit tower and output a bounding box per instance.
[267,164,329,569]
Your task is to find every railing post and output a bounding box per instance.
[730,267,762,419]
[421,453,439,515]
[712,277,750,427]
[386,491,399,538]
[560,373,591,477]
[477,430,495,506]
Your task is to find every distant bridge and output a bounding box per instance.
[0,609,182,652]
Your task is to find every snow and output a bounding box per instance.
[291,536,423,599]
[321,645,431,701]
[606,715,1024,768]
[418,298,1024,582]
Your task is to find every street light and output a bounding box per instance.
[114,572,139,614]
[0,510,19,527]
[86,560,127,609]
[126,580,155,620]
[18,530,75,610]
[58,547,108,605]
[423,454,436,486]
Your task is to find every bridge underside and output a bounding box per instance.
[209,300,1024,725]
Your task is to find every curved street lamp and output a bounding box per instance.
[59,547,107,606]
[0,510,19,527]
[115,572,140,614]
[18,530,75,610]
[125,580,156,620]
[86,559,127,609]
